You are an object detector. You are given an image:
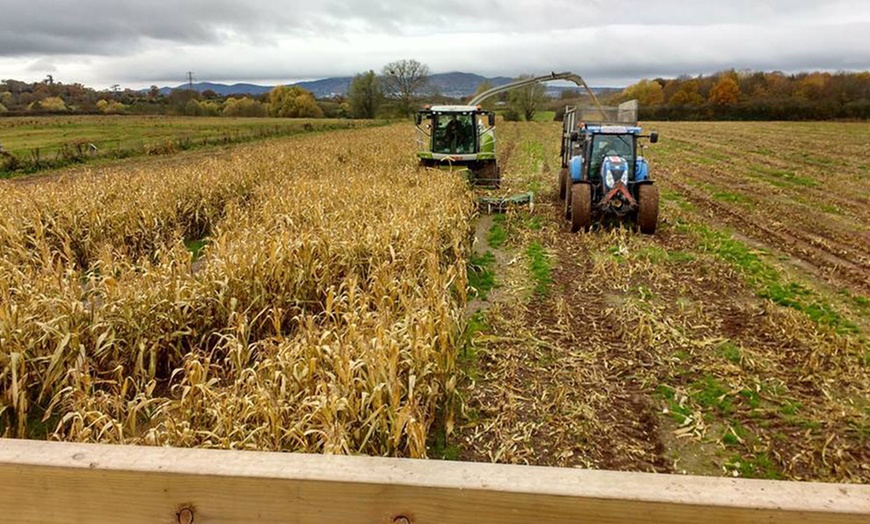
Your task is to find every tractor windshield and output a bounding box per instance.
[432,113,475,154]
[590,134,634,180]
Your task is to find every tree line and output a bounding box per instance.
[7,67,866,122]
[613,70,870,120]
[0,60,435,120]
[0,78,337,118]
[0,59,550,121]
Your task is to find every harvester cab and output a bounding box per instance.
[415,106,499,186]
[559,101,661,234]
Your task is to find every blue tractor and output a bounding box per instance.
[558,102,660,234]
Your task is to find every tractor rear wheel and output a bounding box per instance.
[637,184,659,235]
[570,183,592,233]
[559,168,568,200]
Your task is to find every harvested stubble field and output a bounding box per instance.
[0,119,867,484]
[455,121,868,483]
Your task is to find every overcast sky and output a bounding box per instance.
[1,0,868,89]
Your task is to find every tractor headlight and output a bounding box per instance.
[605,169,615,189]
[620,170,628,185]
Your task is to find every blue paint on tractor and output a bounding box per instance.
[584,125,644,135]
[635,158,649,182]
[569,156,584,182]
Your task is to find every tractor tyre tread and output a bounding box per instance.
[637,184,659,235]
[570,183,592,233]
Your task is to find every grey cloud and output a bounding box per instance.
[2,1,868,87]
[0,0,306,55]
[24,58,58,73]
[2,0,862,56]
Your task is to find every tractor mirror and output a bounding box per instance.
[649,132,659,143]
[414,113,422,126]
[488,112,496,126]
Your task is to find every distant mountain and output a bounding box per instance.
[292,73,516,98]
[151,73,616,99]
[294,77,353,98]
[153,82,273,96]
[427,72,513,98]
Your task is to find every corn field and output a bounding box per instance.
[0,126,475,457]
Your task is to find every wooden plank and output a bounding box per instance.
[0,438,867,523]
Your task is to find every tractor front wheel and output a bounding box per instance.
[559,168,568,200]
[570,183,592,233]
[637,184,659,235]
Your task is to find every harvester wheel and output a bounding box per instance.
[476,162,500,189]
[637,184,659,235]
[558,168,568,200]
[570,183,592,233]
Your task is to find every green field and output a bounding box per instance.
[531,110,556,122]
[0,115,375,176]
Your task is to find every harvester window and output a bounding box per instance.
[433,114,475,154]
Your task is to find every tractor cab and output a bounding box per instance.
[581,126,643,185]
[415,105,499,186]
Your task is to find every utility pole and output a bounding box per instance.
[187,71,195,91]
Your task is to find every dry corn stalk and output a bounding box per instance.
[0,125,475,458]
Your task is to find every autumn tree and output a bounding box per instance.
[348,70,384,119]
[96,99,126,114]
[184,99,220,116]
[167,89,200,115]
[669,79,704,105]
[382,59,430,116]
[708,73,741,105]
[35,96,67,112]
[222,97,267,117]
[795,72,831,101]
[619,79,664,106]
[508,74,547,121]
[268,86,324,118]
